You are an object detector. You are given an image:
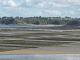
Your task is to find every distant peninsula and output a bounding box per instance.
[0,16,80,25]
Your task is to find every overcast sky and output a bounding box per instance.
[0,0,80,18]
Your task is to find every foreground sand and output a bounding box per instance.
[0,48,80,55]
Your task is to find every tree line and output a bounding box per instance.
[0,16,80,25]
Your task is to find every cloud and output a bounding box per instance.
[1,0,80,8]
[35,12,43,16]
[69,10,75,15]
[0,12,10,16]
[47,2,69,8]
[44,10,61,15]
[2,7,32,17]
[68,0,80,5]
[8,0,17,7]
[26,0,31,3]
[1,0,17,7]
[16,0,69,8]
[0,0,80,17]
[64,10,75,17]
[78,9,80,10]
[18,0,46,8]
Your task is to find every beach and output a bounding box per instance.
[0,48,80,55]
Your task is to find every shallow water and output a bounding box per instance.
[0,54,80,60]
[0,32,14,34]
[38,47,80,51]
[0,25,54,28]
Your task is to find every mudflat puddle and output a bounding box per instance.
[38,47,80,51]
[0,54,80,60]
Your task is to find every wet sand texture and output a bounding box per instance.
[0,49,80,55]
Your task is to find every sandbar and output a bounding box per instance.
[0,48,80,55]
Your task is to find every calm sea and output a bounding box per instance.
[0,54,80,60]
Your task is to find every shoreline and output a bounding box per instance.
[32,24,63,26]
[0,48,80,55]
[0,24,63,26]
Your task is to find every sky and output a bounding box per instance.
[0,0,80,18]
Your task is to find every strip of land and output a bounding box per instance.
[0,48,80,55]
[31,24,63,26]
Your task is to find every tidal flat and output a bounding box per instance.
[0,25,80,54]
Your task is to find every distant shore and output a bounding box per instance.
[32,24,63,26]
[0,48,80,55]
[9,24,63,26]
[0,24,63,26]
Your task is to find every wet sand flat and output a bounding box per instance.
[0,48,80,55]
[0,25,80,55]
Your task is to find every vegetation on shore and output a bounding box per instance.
[0,16,80,25]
